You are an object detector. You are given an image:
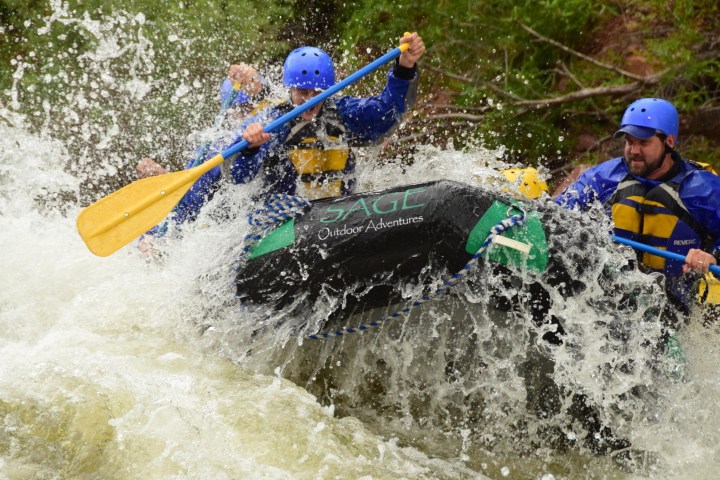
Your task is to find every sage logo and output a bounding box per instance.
[319,187,427,224]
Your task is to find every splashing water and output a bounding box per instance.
[3,4,720,480]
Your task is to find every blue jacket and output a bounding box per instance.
[555,155,720,305]
[173,67,418,224]
[555,156,720,255]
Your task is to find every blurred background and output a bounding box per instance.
[3,0,718,199]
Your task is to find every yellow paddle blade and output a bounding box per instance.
[77,154,223,256]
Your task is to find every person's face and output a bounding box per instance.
[623,134,672,178]
[290,88,324,120]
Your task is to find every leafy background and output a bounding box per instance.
[2,0,718,195]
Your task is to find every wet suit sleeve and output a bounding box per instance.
[554,170,602,211]
[171,164,222,224]
[223,105,290,185]
[170,105,286,224]
[679,170,720,253]
[335,64,419,144]
[555,158,628,211]
[170,142,271,224]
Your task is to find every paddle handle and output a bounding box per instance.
[612,235,720,275]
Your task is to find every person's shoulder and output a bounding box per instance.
[678,160,720,198]
[580,157,626,179]
[680,159,718,182]
[331,95,359,114]
[684,159,718,175]
[691,168,720,187]
[601,156,626,170]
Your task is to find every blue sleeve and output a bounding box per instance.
[555,158,627,211]
[171,133,268,225]
[220,104,294,184]
[335,68,418,144]
[172,165,222,224]
[226,139,271,184]
[219,78,251,109]
[680,170,720,252]
[554,171,600,211]
[146,94,269,230]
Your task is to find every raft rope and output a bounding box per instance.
[308,209,527,340]
[240,194,312,255]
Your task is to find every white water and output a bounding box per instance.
[0,117,490,479]
[3,4,720,480]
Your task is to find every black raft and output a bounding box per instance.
[234,179,669,460]
[235,179,580,315]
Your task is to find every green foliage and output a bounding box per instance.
[333,0,718,170]
[2,0,718,185]
[1,0,291,197]
[334,0,613,165]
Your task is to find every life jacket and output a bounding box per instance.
[273,101,354,200]
[605,157,719,306]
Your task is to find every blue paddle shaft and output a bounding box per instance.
[220,46,406,159]
[612,235,720,275]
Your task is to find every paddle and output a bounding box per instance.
[77,38,411,257]
[612,235,720,275]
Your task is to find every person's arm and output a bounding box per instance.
[220,63,262,109]
[554,171,599,211]
[336,33,425,143]
[680,170,720,273]
[555,158,627,211]
[136,157,168,179]
[172,164,222,224]
[222,104,290,184]
[170,120,268,225]
[336,67,418,144]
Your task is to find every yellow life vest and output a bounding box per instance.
[288,136,350,199]
[699,273,720,304]
[607,160,719,305]
[270,101,353,200]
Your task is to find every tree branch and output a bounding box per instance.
[512,82,649,112]
[421,103,491,112]
[518,22,652,82]
[424,113,486,121]
[424,64,479,84]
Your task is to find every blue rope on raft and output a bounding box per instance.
[308,211,527,340]
[240,194,312,255]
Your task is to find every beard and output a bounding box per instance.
[625,150,666,177]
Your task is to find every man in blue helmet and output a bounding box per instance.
[173,32,425,222]
[137,63,264,179]
[555,98,720,310]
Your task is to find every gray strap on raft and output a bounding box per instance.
[308,211,528,341]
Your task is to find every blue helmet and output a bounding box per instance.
[283,47,335,90]
[614,98,679,141]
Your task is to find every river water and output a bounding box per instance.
[3,5,720,480]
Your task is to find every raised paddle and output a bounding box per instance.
[77,37,411,257]
[612,235,720,275]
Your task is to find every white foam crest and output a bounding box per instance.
[0,122,487,479]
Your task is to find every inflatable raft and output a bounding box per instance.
[235,179,580,319]
[233,179,695,463]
